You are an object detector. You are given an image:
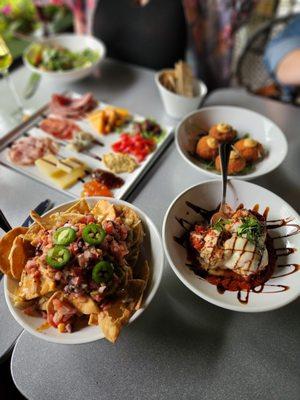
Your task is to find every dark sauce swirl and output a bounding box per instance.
[174,202,299,304]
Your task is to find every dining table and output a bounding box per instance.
[0,58,299,400]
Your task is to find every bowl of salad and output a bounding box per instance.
[23,34,106,83]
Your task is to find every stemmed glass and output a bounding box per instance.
[33,0,60,37]
[0,35,26,126]
[33,0,99,36]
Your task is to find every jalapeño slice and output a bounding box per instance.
[53,227,76,246]
[46,245,71,269]
[92,261,114,284]
[82,223,106,245]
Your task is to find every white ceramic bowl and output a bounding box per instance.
[155,69,207,119]
[4,197,164,344]
[163,180,300,312]
[23,34,106,83]
[176,106,288,180]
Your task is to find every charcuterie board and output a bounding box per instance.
[0,92,173,199]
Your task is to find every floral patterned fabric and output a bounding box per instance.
[182,0,257,89]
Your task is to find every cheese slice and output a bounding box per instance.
[88,110,102,120]
[35,154,60,177]
[35,155,88,189]
[57,157,86,173]
[107,106,129,118]
[88,107,129,134]
[88,110,105,134]
[50,168,86,189]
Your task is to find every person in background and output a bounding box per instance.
[93,0,187,71]
[51,0,257,90]
[264,14,300,101]
[93,0,256,90]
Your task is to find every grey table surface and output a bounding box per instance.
[0,279,21,361]
[0,60,299,400]
[0,58,176,362]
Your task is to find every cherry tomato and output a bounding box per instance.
[112,133,155,162]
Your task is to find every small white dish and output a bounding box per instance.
[175,106,288,180]
[23,34,106,83]
[5,197,164,344]
[162,180,300,312]
[155,69,207,119]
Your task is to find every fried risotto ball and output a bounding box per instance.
[215,150,246,175]
[234,138,264,163]
[196,135,218,160]
[209,123,237,142]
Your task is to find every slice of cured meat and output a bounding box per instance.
[50,93,97,119]
[8,136,58,166]
[39,117,80,140]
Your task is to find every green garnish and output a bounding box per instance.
[239,163,255,175]
[46,245,71,269]
[53,227,76,246]
[237,217,262,243]
[82,224,106,245]
[202,159,215,170]
[73,48,99,68]
[92,261,114,284]
[134,119,165,143]
[26,43,100,72]
[188,151,215,169]
[213,218,229,232]
[142,129,166,143]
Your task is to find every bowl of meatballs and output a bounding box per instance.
[175,106,288,179]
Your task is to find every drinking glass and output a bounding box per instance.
[0,35,26,127]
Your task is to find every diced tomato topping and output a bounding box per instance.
[195,225,206,234]
[79,214,96,224]
[25,259,38,272]
[86,214,96,223]
[110,240,129,261]
[112,133,155,162]
[47,312,55,326]
[103,220,128,241]
[48,299,77,327]
[189,225,208,251]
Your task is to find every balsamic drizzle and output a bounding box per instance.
[174,202,299,304]
[270,263,299,279]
